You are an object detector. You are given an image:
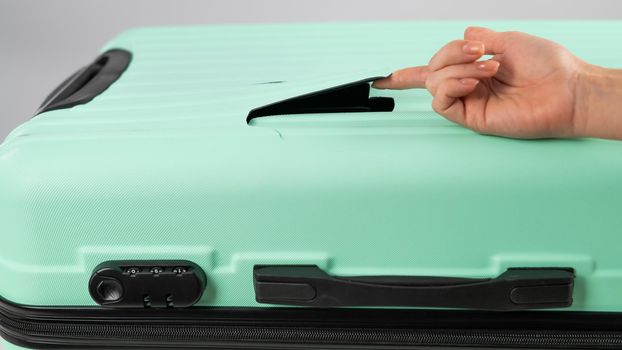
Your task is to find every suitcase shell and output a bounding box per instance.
[2,21,622,349]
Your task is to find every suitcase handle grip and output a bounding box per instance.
[253,265,575,311]
[36,49,131,115]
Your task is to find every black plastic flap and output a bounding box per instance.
[247,77,394,122]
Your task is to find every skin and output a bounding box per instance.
[372,26,622,140]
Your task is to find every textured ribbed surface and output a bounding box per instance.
[1,22,622,311]
[5,21,622,139]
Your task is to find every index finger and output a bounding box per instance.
[371,66,430,90]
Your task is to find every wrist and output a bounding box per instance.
[573,64,622,139]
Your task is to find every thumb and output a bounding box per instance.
[464,26,507,55]
[372,66,429,90]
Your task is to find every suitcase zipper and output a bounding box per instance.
[3,298,622,349]
[3,312,622,349]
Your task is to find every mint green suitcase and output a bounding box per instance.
[2,21,622,349]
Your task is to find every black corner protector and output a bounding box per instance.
[34,48,132,116]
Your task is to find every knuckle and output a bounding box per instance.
[449,39,465,47]
[464,26,480,38]
[436,79,450,92]
[431,86,451,114]
[503,31,522,40]
[393,73,403,84]
[427,55,437,68]
[392,72,406,86]
[428,51,443,68]
[425,77,438,95]
[467,121,481,133]
[468,116,486,133]
[462,105,480,131]
[432,99,444,114]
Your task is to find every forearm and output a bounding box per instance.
[574,66,622,140]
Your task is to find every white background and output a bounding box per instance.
[1,0,622,348]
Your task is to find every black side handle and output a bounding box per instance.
[36,49,131,115]
[254,265,575,311]
[247,77,394,123]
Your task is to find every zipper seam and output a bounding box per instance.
[4,316,622,348]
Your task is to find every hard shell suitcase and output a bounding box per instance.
[2,21,622,349]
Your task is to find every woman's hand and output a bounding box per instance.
[373,26,622,140]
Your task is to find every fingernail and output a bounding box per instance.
[462,41,484,54]
[460,78,479,85]
[476,60,499,70]
[372,74,391,89]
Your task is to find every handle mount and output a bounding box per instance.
[254,265,575,311]
[36,49,131,115]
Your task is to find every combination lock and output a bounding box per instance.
[88,260,207,308]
